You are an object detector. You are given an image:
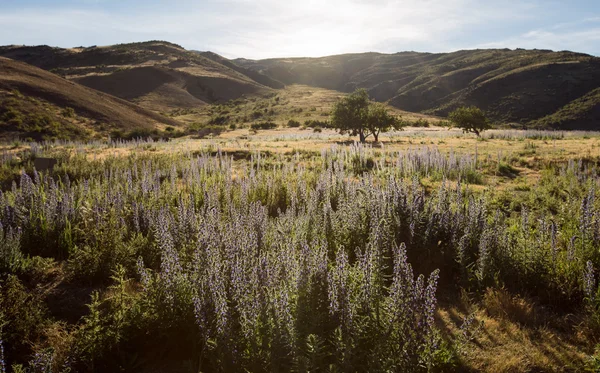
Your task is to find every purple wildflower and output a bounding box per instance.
[584,260,596,304]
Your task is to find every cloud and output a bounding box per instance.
[1,0,596,58]
[478,25,600,55]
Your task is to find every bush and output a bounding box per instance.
[287,119,301,128]
[413,118,430,127]
[304,119,328,128]
[194,126,225,139]
[61,107,75,118]
[208,115,229,125]
[0,275,49,365]
[250,121,277,130]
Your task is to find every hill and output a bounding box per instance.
[0,41,275,112]
[0,56,180,140]
[3,42,599,130]
[234,49,600,129]
[168,84,440,132]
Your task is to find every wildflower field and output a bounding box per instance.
[1,128,600,372]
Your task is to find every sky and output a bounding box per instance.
[0,0,599,59]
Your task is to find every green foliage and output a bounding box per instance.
[188,124,225,139]
[71,266,143,371]
[111,127,182,141]
[586,345,600,372]
[330,89,371,142]
[365,102,402,142]
[0,275,48,364]
[304,119,329,128]
[68,232,147,284]
[61,107,75,118]
[330,89,401,142]
[448,106,491,136]
[287,119,301,127]
[208,115,229,125]
[250,121,277,130]
[412,118,431,127]
[0,95,88,140]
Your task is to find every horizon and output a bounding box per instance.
[0,1,599,59]
[2,41,598,60]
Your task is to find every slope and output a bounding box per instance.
[235,49,600,128]
[0,56,180,139]
[0,41,274,112]
[528,87,600,129]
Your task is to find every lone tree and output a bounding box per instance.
[448,106,491,137]
[330,89,401,143]
[366,102,400,142]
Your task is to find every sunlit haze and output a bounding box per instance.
[0,0,599,58]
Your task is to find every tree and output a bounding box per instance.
[448,106,491,137]
[365,102,400,142]
[330,89,402,143]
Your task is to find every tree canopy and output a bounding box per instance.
[448,106,491,136]
[330,89,401,143]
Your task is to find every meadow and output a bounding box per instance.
[1,127,600,372]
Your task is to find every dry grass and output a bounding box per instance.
[171,84,443,127]
[437,288,594,372]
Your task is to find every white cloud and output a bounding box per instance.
[478,26,600,55]
[1,0,596,58]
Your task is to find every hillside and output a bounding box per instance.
[529,87,600,129]
[168,84,440,132]
[0,41,274,112]
[0,56,180,140]
[3,42,599,130]
[235,49,600,128]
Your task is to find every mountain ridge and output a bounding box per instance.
[0,41,276,112]
[235,48,600,129]
[1,42,599,129]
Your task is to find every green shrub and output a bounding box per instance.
[208,115,229,125]
[194,125,225,139]
[61,107,75,118]
[413,118,430,127]
[304,119,328,128]
[251,121,277,130]
[0,275,49,364]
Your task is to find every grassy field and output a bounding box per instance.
[170,84,441,131]
[1,129,600,372]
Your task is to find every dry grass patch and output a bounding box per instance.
[437,288,595,372]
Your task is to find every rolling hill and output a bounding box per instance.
[0,56,180,140]
[2,41,599,130]
[235,49,600,129]
[0,41,275,112]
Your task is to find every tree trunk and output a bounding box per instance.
[359,131,366,143]
[373,132,379,142]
